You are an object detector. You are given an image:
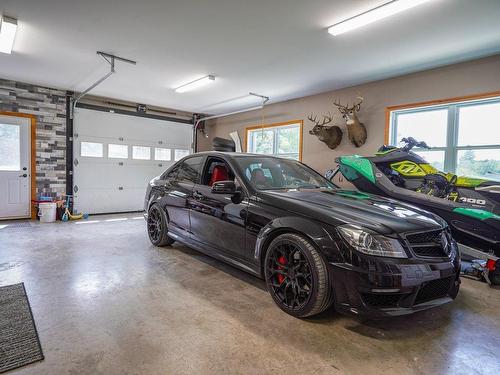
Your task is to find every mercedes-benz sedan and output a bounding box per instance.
[144,152,460,318]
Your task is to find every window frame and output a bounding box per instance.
[387,92,500,175]
[244,120,303,161]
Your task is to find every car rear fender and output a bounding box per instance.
[254,216,342,276]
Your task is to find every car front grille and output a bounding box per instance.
[406,230,442,244]
[414,277,453,305]
[362,293,402,308]
[411,245,448,257]
[405,229,450,258]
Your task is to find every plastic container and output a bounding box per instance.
[38,202,57,223]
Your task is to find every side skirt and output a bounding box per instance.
[167,231,262,278]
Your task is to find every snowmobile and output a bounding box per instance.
[326,137,500,284]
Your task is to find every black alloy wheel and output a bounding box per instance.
[264,233,332,318]
[147,204,175,246]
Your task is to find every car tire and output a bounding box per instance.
[264,233,332,318]
[147,204,175,247]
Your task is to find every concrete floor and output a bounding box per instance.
[0,213,499,375]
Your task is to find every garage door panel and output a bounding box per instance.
[74,188,147,214]
[73,108,192,214]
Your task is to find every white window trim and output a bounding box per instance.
[389,96,500,174]
[246,121,302,160]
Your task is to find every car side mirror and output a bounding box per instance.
[211,180,237,195]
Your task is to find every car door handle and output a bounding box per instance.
[193,191,203,200]
[19,174,28,178]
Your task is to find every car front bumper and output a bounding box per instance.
[328,253,461,318]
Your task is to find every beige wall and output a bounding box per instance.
[198,54,500,184]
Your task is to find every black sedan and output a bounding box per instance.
[144,152,460,318]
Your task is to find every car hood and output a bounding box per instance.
[258,188,446,235]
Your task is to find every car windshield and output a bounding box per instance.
[234,156,336,190]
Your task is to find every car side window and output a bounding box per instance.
[200,157,237,186]
[162,165,180,180]
[177,156,203,184]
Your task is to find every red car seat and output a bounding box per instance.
[209,165,229,186]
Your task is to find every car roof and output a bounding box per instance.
[191,151,292,160]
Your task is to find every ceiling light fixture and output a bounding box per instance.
[175,75,215,93]
[0,15,18,54]
[328,0,433,36]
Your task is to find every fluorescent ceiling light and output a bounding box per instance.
[328,0,433,36]
[175,75,215,93]
[0,16,18,54]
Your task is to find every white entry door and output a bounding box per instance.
[0,115,31,219]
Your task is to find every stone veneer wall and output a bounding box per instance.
[0,79,67,198]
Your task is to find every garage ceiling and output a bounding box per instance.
[1,0,500,114]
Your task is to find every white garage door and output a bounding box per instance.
[73,107,193,214]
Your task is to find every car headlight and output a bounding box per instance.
[337,225,407,258]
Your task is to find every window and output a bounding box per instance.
[132,146,151,160]
[246,121,302,160]
[174,149,190,161]
[389,96,500,181]
[177,156,203,183]
[81,142,103,158]
[0,123,20,171]
[235,156,335,190]
[202,157,236,186]
[162,164,180,180]
[155,148,171,161]
[108,144,128,159]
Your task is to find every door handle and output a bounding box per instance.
[19,174,28,178]
[193,191,203,200]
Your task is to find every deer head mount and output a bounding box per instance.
[333,96,367,148]
[307,112,343,150]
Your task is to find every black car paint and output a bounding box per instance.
[145,152,460,317]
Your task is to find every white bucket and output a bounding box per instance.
[38,202,57,223]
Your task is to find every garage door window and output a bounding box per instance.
[81,142,103,158]
[108,144,128,159]
[155,148,171,161]
[132,146,151,160]
[246,121,302,160]
[389,96,500,181]
[174,149,190,161]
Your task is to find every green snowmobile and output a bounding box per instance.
[327,137,500,284]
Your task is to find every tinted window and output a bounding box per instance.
[177,156,203,183]
[202,157,236,186]
[235,156,335,190]
[162,164,180,180]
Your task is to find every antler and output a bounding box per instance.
[353,96,364,111]
[333,99,348,111]
[333,97,364,112]
[307,113,333,127]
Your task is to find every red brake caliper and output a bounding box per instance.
[277,255,287,284]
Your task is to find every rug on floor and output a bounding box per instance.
[0,283,44,373]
